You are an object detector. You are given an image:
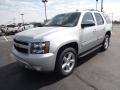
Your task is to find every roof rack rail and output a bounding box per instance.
[84,9,101,12]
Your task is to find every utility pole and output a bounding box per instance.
[96,0,98,10]
[42,0,48,22]
[101,0,103,12]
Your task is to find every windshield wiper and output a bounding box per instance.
[44,24,63,27]
[44,23,72,27]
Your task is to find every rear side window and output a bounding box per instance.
[103,14,112,24]
[94,13,104,25]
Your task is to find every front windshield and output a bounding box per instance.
[45,12,81,27]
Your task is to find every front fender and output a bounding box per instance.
[42,27,80,55]
[50,35,79,56]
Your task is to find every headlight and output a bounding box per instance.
[30,41,50,54]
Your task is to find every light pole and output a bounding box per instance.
[20,13,25,29]
[101,0,103,12]
[20,14,24,25]
[96,0,98,10]
[42,0,48,22]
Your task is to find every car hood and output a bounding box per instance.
[15,27,71,42]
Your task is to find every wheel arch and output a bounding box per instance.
[55,42,78,66]
[56,42,78,57]
[105,31,111,37]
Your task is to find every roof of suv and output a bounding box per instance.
[82,9,104,14]
[64,9,104,15]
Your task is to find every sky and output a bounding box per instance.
[0,0,120,25]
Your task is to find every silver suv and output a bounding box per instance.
[12,10,112,76]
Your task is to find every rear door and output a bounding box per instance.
[94,13,105,45]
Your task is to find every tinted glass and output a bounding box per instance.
[82,12,95,24]
[94,13,104,25]
[45,12,81,27]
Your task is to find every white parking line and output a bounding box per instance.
[3,36,9,42]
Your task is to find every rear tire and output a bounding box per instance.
[101,34,110,51]
[55,47,77,76]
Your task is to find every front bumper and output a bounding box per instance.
[12,47,56,71]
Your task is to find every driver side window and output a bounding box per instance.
[82,12,95,26]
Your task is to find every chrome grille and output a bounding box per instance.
[14,39,29,54]
[14,39,28,45]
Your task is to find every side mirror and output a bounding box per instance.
[81,20,95,28]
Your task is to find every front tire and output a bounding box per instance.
[55,47,77,76]
[101,34,110,51]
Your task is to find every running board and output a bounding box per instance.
[79,44,102,58]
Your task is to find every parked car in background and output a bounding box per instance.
[33,23,44,27]
[17,25,24,32]
[24,24,34,30]
[1,26,7,35]
[0,24,36,35]
[0,30,2,36]
[3,25,24,35]
[4,25,16,35]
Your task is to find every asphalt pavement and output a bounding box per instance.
[0,24,120,90]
